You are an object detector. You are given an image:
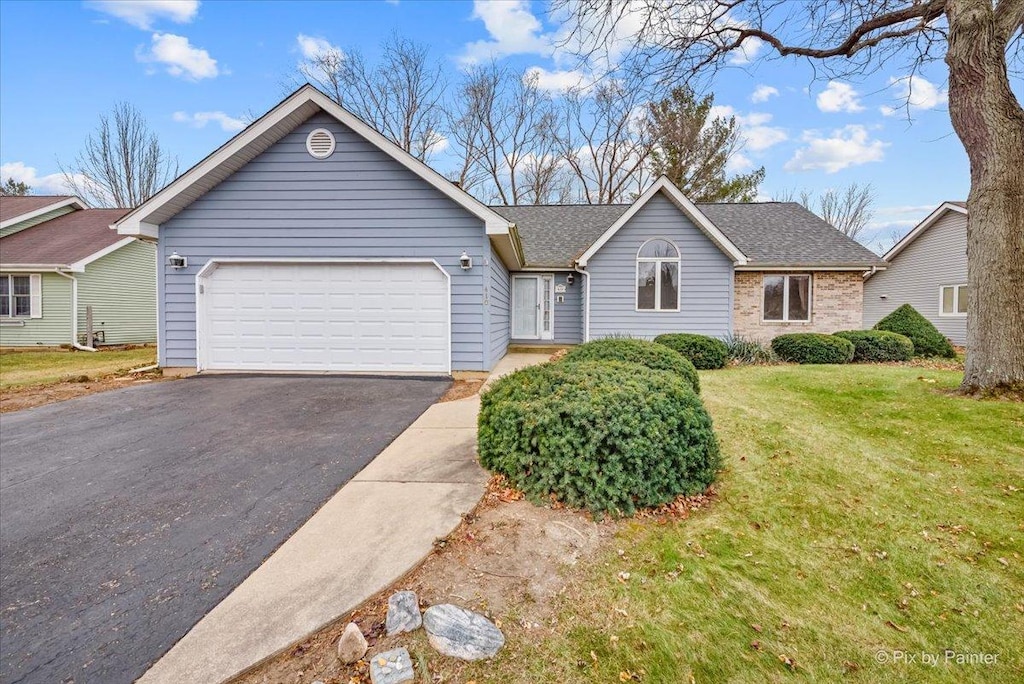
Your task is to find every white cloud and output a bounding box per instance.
[460,0,554,65]
[296,34,342,61]
[139,32,219,80]
[0,161,79,195]
[881,75,948,115]
[784,125,888,174]
[86,0,199,30]
[709,106,788,152]
[427,135,449,155]
[172,110,246,132]
[728,36,764,65]
[524,66,587,93]
[816,81,864,113]
[750,84,779,103]
[726,152,754,174]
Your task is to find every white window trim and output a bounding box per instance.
[938,283,968,318]
[761,274,812,324]
[510,274,555,340]
[0,273,41,319]
[635,238,681,313]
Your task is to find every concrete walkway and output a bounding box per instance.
[138,353,548,684]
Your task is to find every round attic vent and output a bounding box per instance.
[306,128,336,159]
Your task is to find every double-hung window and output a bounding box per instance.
[0,274,32,318]
[762,274,811,322]
[636,239,680,311]
[940,284,968,316]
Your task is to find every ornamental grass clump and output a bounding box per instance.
[560,337,700,394]
[833,329,915,362]
[478,361,720,517]
[654,333,729,370]
[771,333,855,364]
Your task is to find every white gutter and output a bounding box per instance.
[53,270,97,352]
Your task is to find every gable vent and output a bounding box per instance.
[306,128,336,159]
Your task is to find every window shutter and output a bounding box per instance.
[29,274,42,318]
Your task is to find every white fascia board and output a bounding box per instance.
[67,237,137,272]
[735,264,887,272]
[0,196,88,230]
[0,263,70,272]
[576,176,748,266]
[883,203,967,262]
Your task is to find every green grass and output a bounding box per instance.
[477,365,1024,683]
[0,347,156,390]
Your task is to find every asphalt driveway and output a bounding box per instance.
[0,374,450,684]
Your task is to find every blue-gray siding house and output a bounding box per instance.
[863,202,968,345]
[116,85,884,375]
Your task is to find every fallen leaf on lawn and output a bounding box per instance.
[750,623,763,633]
[997,557,1009,566]
[885,620,908,633]
[778,654,799,670]
[591,650,598,664]
[751,640,762,651]
[843,661,860,673]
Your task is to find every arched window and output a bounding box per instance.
[636,238,680,311]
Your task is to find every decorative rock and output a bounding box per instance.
[336,622,368,664]
[385,590,422,636]
[369,647,415,684]
[423,604,505,661]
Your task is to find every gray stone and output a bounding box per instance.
[385,590,422,636]
[422,604,505,661]
[336,622,368,664]
[369,647,415,684]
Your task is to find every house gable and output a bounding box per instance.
[0,196,87,239]
[585,191,735,340]
[577,177,747,267]
[863,204,968,344]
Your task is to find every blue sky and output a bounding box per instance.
[0,0,1002,250]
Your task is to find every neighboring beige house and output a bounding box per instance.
[0,195,157,348]
[863,202,968,345]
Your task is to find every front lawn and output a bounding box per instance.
[0,346,156,391]
[486,365,1023,682]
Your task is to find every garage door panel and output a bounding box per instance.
[199,262,449,373]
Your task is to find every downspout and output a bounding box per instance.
[573,263,590,342]
[53,270,97,352]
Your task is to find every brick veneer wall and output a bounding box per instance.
[733,271,864,341]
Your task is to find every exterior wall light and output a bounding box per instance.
[566,273,575,285]
[459,251,473,270]
[168,252,187,269]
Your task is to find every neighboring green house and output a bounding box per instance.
[0,196,156,348]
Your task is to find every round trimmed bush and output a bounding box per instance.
[654,333,729,370]
[771,333,854,364]
[873,304,956,358]
[561,338,700,393]
[478,361,721,517]
[833,329,914,362]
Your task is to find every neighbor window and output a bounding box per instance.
[0,275,32,318]
[762,274,811,322]
[940,284,968,316]
[637,238,680,311]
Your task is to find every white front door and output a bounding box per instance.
[197,261,450,374]
[512,275,553,340]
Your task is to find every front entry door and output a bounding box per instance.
[512,275,553,340]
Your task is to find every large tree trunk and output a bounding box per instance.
[945,0,1024,394]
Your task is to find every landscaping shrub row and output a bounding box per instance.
[478,338,720,517]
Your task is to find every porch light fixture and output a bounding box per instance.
[168,252,187,269]
[566,273,575,285]
[459,251,473,270]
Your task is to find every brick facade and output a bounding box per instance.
[732,271,864,341]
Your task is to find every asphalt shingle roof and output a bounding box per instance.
[491,198,885,269]
[0,195,74,223]
[0,208,130,266]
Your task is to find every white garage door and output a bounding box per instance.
[198,261,449,374]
